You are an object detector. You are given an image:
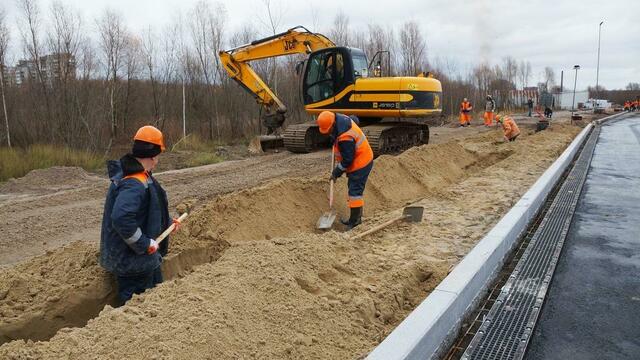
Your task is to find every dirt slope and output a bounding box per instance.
[0,124,580,359]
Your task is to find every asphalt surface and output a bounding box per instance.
[525,114,640,359]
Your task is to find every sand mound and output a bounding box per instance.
[0,125,582,358]
[0,167,105,194]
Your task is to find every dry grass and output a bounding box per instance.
[171,134,224,153]
[0,145,104,182]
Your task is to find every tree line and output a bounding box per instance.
[0,0,557,151]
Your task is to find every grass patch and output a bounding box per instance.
[0,145,104,182]
[171,134,223,153]
[183,152,223,168]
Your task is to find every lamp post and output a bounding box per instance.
[571,65,580,122]
[595,21,604,112]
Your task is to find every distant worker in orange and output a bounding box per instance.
[623,101,630,111]
[484,95,496,126]
[317,111,374,229]
[495,114,521,142]
[460,98,473,127]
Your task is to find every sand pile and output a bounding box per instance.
[0,125,581,359]
[0,167,105,194]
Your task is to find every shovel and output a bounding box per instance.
[350,206,423,240]
[317,147,337,230]
[156,212,188,244]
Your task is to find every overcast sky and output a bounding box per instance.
[3,0,639,90]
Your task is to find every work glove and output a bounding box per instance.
[503,136,510,143]
[147,239,159,255]
[330,166,344,181]
[171,217,182,233]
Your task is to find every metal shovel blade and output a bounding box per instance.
[402,206,424,223]
[317,209,337,230]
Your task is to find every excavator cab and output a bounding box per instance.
[301,47,367,106]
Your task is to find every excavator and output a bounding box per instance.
[219,26,442,156]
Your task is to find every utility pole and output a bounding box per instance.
[571,65,580,123]
[595,21,604,112]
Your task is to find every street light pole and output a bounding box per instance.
[571,65,580,122]
[595,21,603,112]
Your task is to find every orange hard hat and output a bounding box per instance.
[317,111,336,134]
[134,125,165,151]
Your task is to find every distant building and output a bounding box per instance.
[11,52,76,86]
[0,64,17,87]
[553,91,589,110]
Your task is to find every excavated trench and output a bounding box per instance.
[0,135,513,347]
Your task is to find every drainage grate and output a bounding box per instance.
[461,125,601,360]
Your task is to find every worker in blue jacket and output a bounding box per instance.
[100,125,177,304]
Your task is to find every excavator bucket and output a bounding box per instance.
[247,135,284,154]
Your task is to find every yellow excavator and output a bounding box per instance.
[219,26,442,155]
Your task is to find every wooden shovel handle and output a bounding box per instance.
[329,146,335,208]
[156,212,188,244]
[350,214,406,241]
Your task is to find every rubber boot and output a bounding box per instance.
[341,207,363,230]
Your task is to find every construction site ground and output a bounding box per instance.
[0,110,605,359]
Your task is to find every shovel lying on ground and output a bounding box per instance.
[350,206,424,240]
[157,212,189,244]
[317,147,337,230]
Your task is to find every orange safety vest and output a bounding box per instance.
[461,101,472,112]
[123,171,150,186]
[502,116,520,139]
[334,120,374,173]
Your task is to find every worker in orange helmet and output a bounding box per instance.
[100,125,181,305]
[460,98,473,127]
[495,114,521,142]
[484,95,496,126]
[317,111,374,229]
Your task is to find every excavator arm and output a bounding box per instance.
[219,26,335,134]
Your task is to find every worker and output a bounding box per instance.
[484,95,496,126]
[495,114,521,142]
[527,98,534,117]
[317,111,374,229]
[460,98,473,127]
[624,101,630,111]
[100,125,178,305]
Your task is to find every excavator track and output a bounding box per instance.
[364,123,429,157]
[283,122,429,157]
[283,123,331,153]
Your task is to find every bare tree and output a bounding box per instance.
[17,0,53,140]
[142,26,160,120]
[122,34,142,133]
[97,8,127,140]
[398,21,427,76]
[0,7,10,147]
[625,82,640,91]
[189,0,227,140]
[329,11,350,46]
[543,66,555,89]
[501,56,517,86]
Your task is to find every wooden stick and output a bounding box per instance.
[350,215,407,241]
[156,212,188,244]
[329,145,335,209]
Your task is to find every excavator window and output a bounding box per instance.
[352,55,368,78]
[304,51,336,103]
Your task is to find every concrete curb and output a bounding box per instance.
[367,112,626,360]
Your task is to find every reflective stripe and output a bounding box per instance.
[124,227,142,245]
[337,163,346,171]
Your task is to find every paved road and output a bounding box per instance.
[525,114,640,359]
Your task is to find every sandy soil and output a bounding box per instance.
[0,118,585,358]
[0,122,494,267]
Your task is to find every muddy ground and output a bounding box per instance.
[0,111,603,359]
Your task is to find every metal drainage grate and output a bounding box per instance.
[462,125,601,360]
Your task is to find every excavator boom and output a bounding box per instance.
[219,26,334,135]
